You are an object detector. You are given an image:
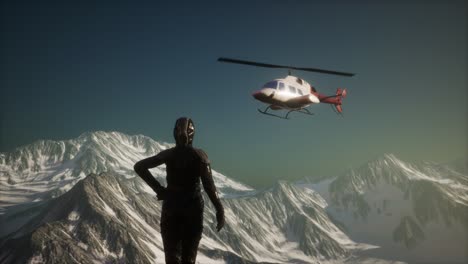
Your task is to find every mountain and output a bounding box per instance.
[300,154,468,264]
[1,172,380,264]
[0,131,169,207]
[0,131,392,264]
[0,132,252,224]
[0,131,252,206]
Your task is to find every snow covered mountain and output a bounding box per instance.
[0,131,251,209]
[301,154,468,264]
[0,131,391,264]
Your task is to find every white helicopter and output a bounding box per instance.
[218,57,355,119]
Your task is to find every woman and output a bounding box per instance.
[134,117,225,264]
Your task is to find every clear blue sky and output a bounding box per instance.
[1,0,466,187]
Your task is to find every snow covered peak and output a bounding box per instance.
[380,153,399,162]
[316,154,468,263]
[1,131,168,171]
[344,153,467,187]
[365,153,409,170]
[0,131,252,208]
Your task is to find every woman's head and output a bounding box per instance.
[173,117,195,147]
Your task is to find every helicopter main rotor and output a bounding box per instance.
[218,57,355,77]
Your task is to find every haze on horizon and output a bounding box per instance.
[1,0,466,187]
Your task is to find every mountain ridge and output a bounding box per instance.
[3,131,465,263]
[1,131,387,263]
[0,131,253,209]
[1,171,380,263]
[303,153,468,263]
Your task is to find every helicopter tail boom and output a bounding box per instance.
[318,88,347,113]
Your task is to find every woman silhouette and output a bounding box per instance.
[134,117,225,264]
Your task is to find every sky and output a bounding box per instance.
[1,0,466,187]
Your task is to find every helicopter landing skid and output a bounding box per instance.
[257,106,314,119]
[257,108,289,119]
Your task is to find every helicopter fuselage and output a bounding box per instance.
[252,75,319,110]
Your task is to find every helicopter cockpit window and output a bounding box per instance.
[296,78,303,85]
[263,81,278,89]
[278,82,285,91]
[297,89,303,95]
[288,86,296,94]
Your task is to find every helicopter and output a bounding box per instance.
[218,57,355,119]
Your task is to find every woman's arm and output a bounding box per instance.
[134,149,170,199]
[200,161,225,232]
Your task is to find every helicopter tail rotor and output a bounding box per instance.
[333,88,346,115]
[340,88,347,98]
[334,105,343,114]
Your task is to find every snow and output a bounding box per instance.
[87,230,120,260]
[0,131,256,211]
[139,238,164,263]
[211,170,254,193]
[301,154,468,263]
[28,254,44,264]
[102,201,116,217]
[121,201,162,243]
[113,181,129,201]
[195,254,226,264]
[78,242,88,251]
[68,210,80,221]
